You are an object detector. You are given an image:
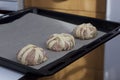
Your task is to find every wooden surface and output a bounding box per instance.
[46,9,105,19]
[24,0,106,19]
[24,0,106,12]
[38,45,104,80]
[24,0,106,80]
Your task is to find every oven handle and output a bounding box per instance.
[0,14,10,19]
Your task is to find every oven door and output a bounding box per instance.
[0,0,20,11]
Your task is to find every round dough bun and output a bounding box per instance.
[47,33,75,51]
[73,23,98,40]
[17,44,47,66]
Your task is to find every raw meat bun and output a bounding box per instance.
[73,23,97,40]
[47,33,75,51]
[17,44,47,66]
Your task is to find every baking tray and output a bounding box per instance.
[0,8,120,77]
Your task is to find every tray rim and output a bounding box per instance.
[0,7,120,76]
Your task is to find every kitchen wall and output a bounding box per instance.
[105,0,120,80]
[18,0,24,10]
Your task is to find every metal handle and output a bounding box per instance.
[0,14,10,19]
[53,0,67,2]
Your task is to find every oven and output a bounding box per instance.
[0,0,23,14]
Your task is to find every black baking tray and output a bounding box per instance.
[0,8,120,77]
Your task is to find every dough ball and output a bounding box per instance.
[47,33,75,51]
[73,23,98,40]
[17,44,47,66]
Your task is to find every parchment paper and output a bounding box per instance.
[0,13,105,69]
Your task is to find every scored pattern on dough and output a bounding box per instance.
[47,33,75,51]
[17,44,47,66]
[73,23,97,40]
